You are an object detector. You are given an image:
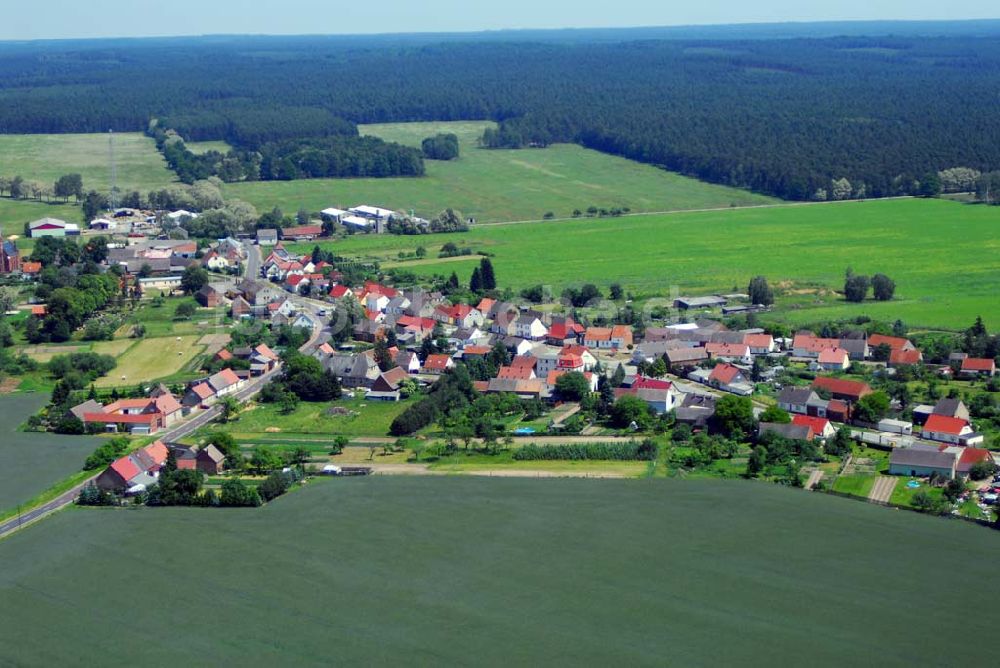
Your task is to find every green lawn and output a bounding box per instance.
[0,132,176,193]
[0,394,98,514]
[224,121,774,223]
[2,478,999,665]
[832,474,876,498]
[294,197,1000,330]
[214,396,414,439]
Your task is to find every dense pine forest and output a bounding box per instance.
[2,26,1000,198]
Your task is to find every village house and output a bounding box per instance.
[96,441,169,493]
[281,225,323,241]
[423,354,455,374]
[705,342,753,365]
[395,351,421,374]
[811,376,872,405]
[960,358,997,378]
[758,422,814,442]
[485,377,545,400]
[777,386,818,416]
[664,347,710,371]
[196,284,225,308]
[704,363,754,396]
[814,347,850,371]
[515,313,548,341]
[920,414,984,446]
[367,367,410,401]
[323,351,381,388]
[675,393,716,428]
[889,447,957,478]
[743,333,776,355]
[791,414,835,440]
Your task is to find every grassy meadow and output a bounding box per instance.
[294,197,1000,330]
[0,132,175,193]
[0,394,97,514]
[225,121,774,222]
[93,335,205,388]
[2,477,999,665]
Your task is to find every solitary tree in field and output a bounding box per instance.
[218,396,240,423]
[747,276,774,306]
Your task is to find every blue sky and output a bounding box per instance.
[3,1,997,40]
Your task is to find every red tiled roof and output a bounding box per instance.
[109,456,140,482]
[812,376,871,400]
[329,285,351,299]
[143,440,169,466]
[709,363,742,385]
[743,333,773,349]
[584,327,612,341]
[463,346,492,356]
[21,261,42,274]
[84,412,160,425]
[254,343,280,361]
[923,414,969,436]
[826,399,849,414]
[869,334,912,351]
[509,356,536,370]
[282,225,323,237]
[817,348,848,365]
[424,354,453,371]
[889,348,922,365]
[30,305,46,316]
[958,447,991,470]
[792,414,830,435]
[215,349,233,361]
[705,342,750,357]
[962,358,996,371]
[498,365,534,380]
[191,382,214,400]
[632,376,672,390]
[561,344,591,358]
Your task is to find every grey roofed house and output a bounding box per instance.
[632,340,685,363]
[889,448,957,476]
[837,338,869,360]
[758,422,814,441]
[664,347,709,366]
[932,397,970,422]
[709,331,747,345]
[777,386,818,406]
[70,399,104,422]
[256,228,278,245]
[324,352,380,387]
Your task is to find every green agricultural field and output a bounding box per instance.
[224,121,774,223]
[94,335,204,387]
[295,198,1000,330]
[2,478,999,665]
[0,132,175,193]
[0,394,98,514]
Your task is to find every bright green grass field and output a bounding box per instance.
[2,477,998,665]
[294,198,1000,330]
[0,394,98,513]
[224,121,774,223]
[0,132,175,193]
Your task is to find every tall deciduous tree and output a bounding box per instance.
[747,276,774,306]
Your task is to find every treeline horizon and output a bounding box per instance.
[1,33,1000,199]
